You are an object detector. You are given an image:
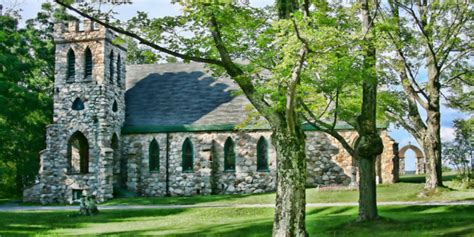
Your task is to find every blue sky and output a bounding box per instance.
[2,0,467,171]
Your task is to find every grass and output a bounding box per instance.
[0,199,13,205]
[1,205,473,236]
[1,172,473,236]
[104,172,474,206]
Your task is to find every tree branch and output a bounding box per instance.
[54,0,225,66]
[331,87,340,130]
[207,11,282,126]
[292,18,313,53]
[385,108,422,138]
[396,1,438,69]
[300,101,356,157]
[286,47,307,134]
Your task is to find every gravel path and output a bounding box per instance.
[0,200,473,212]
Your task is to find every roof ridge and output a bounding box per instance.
[126,62,203,67]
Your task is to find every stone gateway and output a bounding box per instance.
[23,20,399,204]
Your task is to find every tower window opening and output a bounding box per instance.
[67,49,76,80]
[84,47,93,78]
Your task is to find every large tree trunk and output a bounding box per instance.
[357,153,378,220]
[422,52,444,190]
[422,111,443,189]
[272,128,307,237]
[356,0,383,222]
[420,1,444,190]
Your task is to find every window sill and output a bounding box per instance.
[182,170,194,173]
[223,169,235,173]
[257,169,270,173]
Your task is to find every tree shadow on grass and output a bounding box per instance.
[102,219,274,237]
[0,208,187,235]
[104,192,274,206]
[317,205,474,236]
[399,173,457,184]
[2,205,473,236]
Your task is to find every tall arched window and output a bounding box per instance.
[116,55,121,84]
[224,137,236,171]
[182,138,194,172]
[111,133,119,176]
[67,131,89,174]
[257,136,269,171]
[67,49,75,79]
[84,47,93,78]
[149,139,160,172]
[109,51,114,82]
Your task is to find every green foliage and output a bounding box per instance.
[446,73,474,112]
[0,4,62,196]
[442,118,473,189]
[125,37,160,64]
[378,2,472,129]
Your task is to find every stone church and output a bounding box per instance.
[24,20,399,204]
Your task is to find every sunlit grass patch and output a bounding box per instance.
[1,205,473,236]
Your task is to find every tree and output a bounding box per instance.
[56,0,309,235]
[288,1,383,221]
[442,118,473,188]
[379,0,472,190]
[0,3,63,196]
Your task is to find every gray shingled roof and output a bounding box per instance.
[125,62,253,127]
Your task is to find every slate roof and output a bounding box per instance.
[125,62,253,129]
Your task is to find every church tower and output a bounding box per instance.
[28,19,127,204]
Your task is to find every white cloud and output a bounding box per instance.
[441,127,455,141]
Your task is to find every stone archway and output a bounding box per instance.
[399,143,425,175]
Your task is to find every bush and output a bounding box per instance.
[0,162,18,198]
[451,175,474,190]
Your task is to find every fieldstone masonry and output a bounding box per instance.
[24,20,400,204]
[24,19,126,203]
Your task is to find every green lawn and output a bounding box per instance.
[0,199,13,205]
[2,173,473,236]
[104,173,473,206]
[1,205,473,236]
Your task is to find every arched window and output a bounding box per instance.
[116,55,121,84]
[224,137,236,171]
[149,139,160,172]
[67,131,89,174]
[182,138,194,172]
[67,49,75,79]
[111,133,119,174]
[71,97,85,111]
[109,51,114,82]
[257,136,269,171]
[84,47,93,78]
[112,100,118,112]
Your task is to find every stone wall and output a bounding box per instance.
[120,129,397,197]
[379,130,399,183]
